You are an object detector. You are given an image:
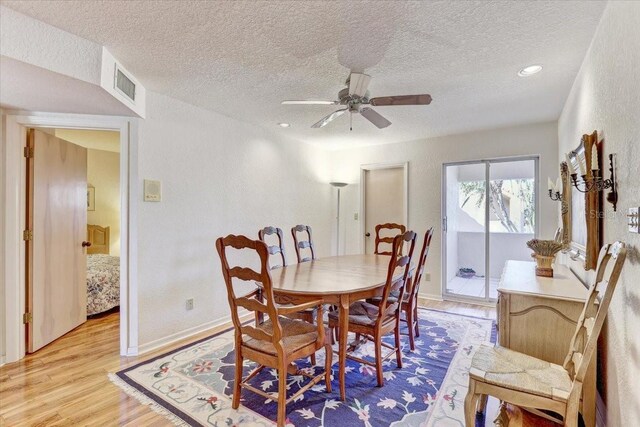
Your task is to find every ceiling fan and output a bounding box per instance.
[282,72,432,130]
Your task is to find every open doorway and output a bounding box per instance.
[25,128,121,353]
[2,113,136,364]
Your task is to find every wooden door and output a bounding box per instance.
[364,167,405,254]
[26,129,88,352]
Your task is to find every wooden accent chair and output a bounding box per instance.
[216,235,332,427]
[259,226,317,362]
[328,231,417,387]
[374,223,406,255]
[291,224,316,263]
[464,241,627,427]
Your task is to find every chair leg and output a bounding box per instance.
[374,334,384,387]
[564,383,582,427]
[406,307,416,351]
[394,323,403,369]
[324,344,332,393]
[310,354,316,366]
[464,379,480,427]
[477,394,488,414]
[414,305,420,337]
[232,348,243,409]
[276,363,288,427]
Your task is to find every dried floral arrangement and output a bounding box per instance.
[527,239,563,277]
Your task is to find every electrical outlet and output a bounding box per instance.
[629,207,639,233]
[186,298,194,310]
[354,212,359,220]
[424,273,431,282]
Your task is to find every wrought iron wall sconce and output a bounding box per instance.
[547,177,562,202]
[548,189,562,202]
[569,153,618,211]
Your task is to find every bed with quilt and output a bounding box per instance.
[87,225,120,315]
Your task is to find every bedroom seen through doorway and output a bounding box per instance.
[25,128,121,353]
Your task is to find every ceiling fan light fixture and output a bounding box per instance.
[278,122,290,128]
[518,64,543,77]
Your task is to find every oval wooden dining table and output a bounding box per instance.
[268,254,407,401]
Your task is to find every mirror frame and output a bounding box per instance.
[566,130,601,270]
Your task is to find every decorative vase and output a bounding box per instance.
[533,254,556,277]
[526,239,563,278]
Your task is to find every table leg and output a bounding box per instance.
[338,294,349,401]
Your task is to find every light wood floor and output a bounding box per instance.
[0,301,554,427]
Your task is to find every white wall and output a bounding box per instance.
[87,149,120,256]
[135,91,333,347]
[330,121,559,298]
[0,108,5,363]
[557,2,640,424]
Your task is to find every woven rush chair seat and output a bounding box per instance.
[328,301,397,327]
[470,343,572,401]
[244,317,327,356]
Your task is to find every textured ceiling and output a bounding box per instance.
[2,0,606,149]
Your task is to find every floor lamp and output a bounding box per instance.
[330,182,348,255]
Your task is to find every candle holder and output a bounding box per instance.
[570,153,618,211]
[548,189,562,202]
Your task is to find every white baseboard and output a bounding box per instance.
[418,292,443,302]
[137,313,250,355]
[596,391,606,427]
[0,355,5,367]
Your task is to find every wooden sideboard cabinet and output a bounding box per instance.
[497,260,596,427]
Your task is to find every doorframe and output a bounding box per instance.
[2,111,139,363]
[359,162,409,254]
[440,155,540,304]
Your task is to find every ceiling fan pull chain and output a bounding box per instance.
[350,111,353,131]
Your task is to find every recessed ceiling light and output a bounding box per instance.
[518,65,543,77]
[278,122,290,128]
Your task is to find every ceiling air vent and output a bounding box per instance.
[114,65,136,102]
[101,47,146,117]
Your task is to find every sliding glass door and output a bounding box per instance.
[442,157,538,302]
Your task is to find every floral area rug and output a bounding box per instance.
[110,309,495,426]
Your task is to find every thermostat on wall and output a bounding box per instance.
[144,179,162,202]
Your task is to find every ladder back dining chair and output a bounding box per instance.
[292,224,316,263]
[216,234,332,427]
[403,227,433,350]
[328,230,417,387]
[374,223,406,255]
[258,226,287,270]
[368,228,433,350]
[464,241,627,427]
[259,225,317,362]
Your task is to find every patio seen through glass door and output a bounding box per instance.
[443,157,538,302]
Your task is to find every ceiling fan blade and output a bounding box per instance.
[348,73,371,97]
[311,109,347,128]
[360,107,392,129]
[369,94,432,106]
[282,100,339,105]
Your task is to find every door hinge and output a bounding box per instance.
[24,146,34,158]
[23,313,33,324]
[23,230,33,241]
[442,217,447,232]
